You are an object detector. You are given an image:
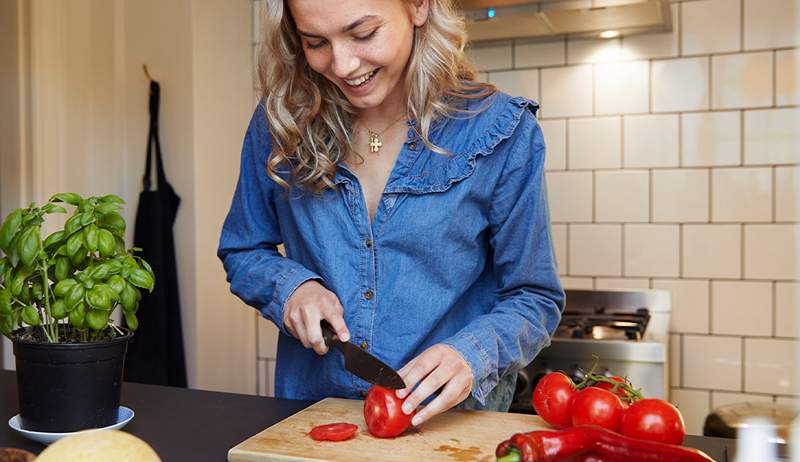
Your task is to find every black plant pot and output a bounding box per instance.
[12,327,133,432]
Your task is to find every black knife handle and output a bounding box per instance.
[320,320,340,346]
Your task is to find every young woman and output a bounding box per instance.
[218,0,564,428]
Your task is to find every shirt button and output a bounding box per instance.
[408,142,417,151]
[364,290,374,300]
[360,340,368,350]
[365,239,372,248]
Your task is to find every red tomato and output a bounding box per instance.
[363,385,414,438]
[531,372,576,429]
[621,398,686,445]
[594,376,627,397]
[570,387,625,432]
[308,422,358,442]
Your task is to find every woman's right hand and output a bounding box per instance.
[283,280,350,355]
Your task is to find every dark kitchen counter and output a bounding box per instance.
[0,369,739,461]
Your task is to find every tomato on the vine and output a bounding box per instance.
[621,398,686,445]
[593,376,637,405]
[531,372,576,429]
[308,422,358,442]
[363,385,414,438]
[570,387,625,432]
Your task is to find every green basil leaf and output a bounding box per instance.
[100,195,125,205]
[43,230,65,249]
[70,250,87,268]
[21,305,40,326]
[86,285,112,310]
[98,211,125,233]
[80,212,94,226]
[54,278,77,297]
[66,232,84,258]
[106,260,122,275]
[41,204,67,214]
[95,202,120,215]
[30,282,43,301]
[128,269,154,292]
[0,209,23,252]
[88,264,109,281]
[64,213,83,235]
[0,289,12,315]
[123,311,138,331]
[107,275,125,294]
[97,229,115,257]
[81,277,94,289]
[50,299,67,319]
[19,227,40,267]
[86,309,109,331]
[0,316,13,336]
[65,283,85,310]
[83,224,98,252]
[138,258,155,280]
[10,270,28,297]
[48,192,82,206]
[68,302,86,328]
[120,282,137,312]
[55,257,72,281]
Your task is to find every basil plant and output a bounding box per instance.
[0,193,154,343]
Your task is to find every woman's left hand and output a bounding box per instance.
[395,344,474,427]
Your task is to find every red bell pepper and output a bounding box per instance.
[495,425,716,462]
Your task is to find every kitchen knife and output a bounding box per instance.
[321,320,406,390]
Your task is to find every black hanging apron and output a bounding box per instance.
[124,80,188,388]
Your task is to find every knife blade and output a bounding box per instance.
[321,320,406,390]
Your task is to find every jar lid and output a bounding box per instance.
[713,402,798,443]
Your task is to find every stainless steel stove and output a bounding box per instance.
[510,288,671,414]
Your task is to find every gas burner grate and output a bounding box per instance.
[555,307,650,340]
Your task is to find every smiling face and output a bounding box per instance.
[287,0,428,112]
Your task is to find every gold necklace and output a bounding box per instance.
[360,113,408,154]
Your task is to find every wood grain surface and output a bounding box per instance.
[228,397,550,462]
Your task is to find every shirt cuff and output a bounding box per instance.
[441,332,494,406]
[267,266,323,336]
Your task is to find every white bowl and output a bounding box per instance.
[8,406,134,445]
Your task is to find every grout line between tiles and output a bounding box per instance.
[739,111,745,166]
[679,333,684,388]
[707,168,713,223]
[708,278,713,334]
[739,0,745,52]
[772,281,777,337]
[740,224,745,280]
[772,166,777,222]
[707,55,713,110]
[678,224,684,278]
[773,50,778,108]
[740,337,746,392]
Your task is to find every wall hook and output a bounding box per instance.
[143,64,154,81]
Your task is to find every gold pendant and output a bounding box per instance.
[368,131,382,153]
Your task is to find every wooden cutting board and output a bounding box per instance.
[228,397,550,462]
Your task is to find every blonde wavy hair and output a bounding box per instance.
[259,0,496,192]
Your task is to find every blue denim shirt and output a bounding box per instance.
[218,91,564,409]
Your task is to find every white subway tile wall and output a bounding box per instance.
[652,169,709,222]
[623,114,680,168]
[682,335,742,391]
[595,170,650,222]
[468,0,799,433]
[250,0,800,429]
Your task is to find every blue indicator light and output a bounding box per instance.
[487,8,496,18]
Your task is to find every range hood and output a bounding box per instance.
[456,0,672,42]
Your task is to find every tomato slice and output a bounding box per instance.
[308,422,359,442]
